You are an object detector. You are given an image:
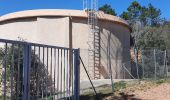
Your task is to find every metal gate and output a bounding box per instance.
[0,39,80,100]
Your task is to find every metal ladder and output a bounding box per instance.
[84,0,101,79]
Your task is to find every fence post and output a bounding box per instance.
[74,49,80,100]
[165,50,168,77]
[154,49,157,80]
[3,43,7,100]
[141,50,144,79]
[164,50,167,78]
[23,43,31,100]
[134,49,139,79]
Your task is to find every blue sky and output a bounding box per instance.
[0,0,169,20]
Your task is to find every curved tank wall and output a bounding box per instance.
[0,9,131,80]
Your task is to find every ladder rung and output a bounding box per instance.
[88,53,94,55]
[94,51,100,53]
[94,37,100,39]
[94,74,100,75]
[94,63,100,65]
[94,55,100,57]
[94,53,100,55]
[94,45,100,47]
[94,40,100,42]
[94,55,100,58]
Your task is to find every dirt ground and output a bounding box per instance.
[105,81,170,100]
[133,83,170,100]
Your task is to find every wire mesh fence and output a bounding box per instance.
[141,50,167,79]
[122,49,170,80]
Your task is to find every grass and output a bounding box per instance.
[113,81,127,92]
[155,77,170,84]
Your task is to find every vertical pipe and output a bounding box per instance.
[69,17,73,96]
[108,33,114,92]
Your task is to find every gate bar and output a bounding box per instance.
[74,49,80,100]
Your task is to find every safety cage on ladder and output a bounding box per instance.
[0,38,80,100]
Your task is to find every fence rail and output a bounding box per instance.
[0,39,80,100]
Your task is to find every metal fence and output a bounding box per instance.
[0,39,80,100]
[141,50,168,79]
[122,49,170,80]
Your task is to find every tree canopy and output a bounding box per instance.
[120,1,162,27]
[99,2,168,51]
[118,1,168,51]
[99,4,117,16]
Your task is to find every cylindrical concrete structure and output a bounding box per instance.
[0,9,131,80]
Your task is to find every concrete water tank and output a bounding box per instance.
[0,9,131,80]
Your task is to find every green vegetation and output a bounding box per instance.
[121,1,167,51]
[120,1,163,26]
[79,78,170,100]
[0,96,10,100]
[99,4,117,16]
[155,77,170,84]
[0,45,52,99]
[100,1,170,51]
[113,81,127,91]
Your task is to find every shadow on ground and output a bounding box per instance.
[113,92,142,100]
[80,92,141,100]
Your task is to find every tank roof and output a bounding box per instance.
[0,9,131,31]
